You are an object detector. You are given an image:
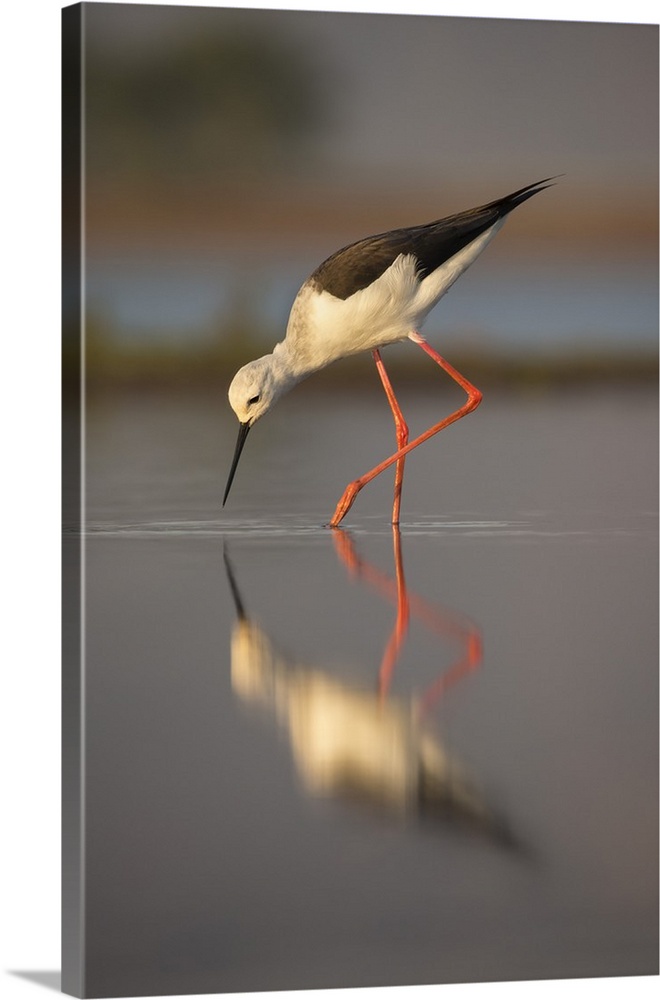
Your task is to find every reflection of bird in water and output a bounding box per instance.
[225,531,515,844]
[223,179,555,525]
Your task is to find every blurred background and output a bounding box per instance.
[76,3,658,391]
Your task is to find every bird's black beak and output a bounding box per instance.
[223,421,251,506]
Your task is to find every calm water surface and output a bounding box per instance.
[80,386,658,996]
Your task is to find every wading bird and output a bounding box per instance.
[224,178,555,526]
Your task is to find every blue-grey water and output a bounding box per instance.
[80,385,658,996]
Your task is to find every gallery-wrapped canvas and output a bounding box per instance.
[62,2,659,997]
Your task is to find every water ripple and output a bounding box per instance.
[78,513,652,540]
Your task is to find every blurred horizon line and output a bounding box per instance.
[85,174,659,256]
[67,329,658,395]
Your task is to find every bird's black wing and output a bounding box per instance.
[310,178,555,300]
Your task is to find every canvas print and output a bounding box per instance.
[62,2,659,997]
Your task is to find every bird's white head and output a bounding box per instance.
[227,355,280,427]
[224,353,292,507]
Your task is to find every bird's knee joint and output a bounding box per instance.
[469,389,483,410]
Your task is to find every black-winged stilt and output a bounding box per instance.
[224,178,555,526]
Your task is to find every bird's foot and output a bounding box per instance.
[328,481,360,528]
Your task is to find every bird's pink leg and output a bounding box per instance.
[372,349,409,525]
[329,332,483,527]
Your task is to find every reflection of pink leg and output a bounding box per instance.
[332,526,483,714]
[329,332,482,526]
[416,630,483,720]
[372,350,409,525]
[331,526,409,700]
[377,526,409,701]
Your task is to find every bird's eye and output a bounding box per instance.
[248,394,260,406]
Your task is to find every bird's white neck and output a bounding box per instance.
[271,339,319,387]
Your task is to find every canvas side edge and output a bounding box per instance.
[62,3,85,997]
